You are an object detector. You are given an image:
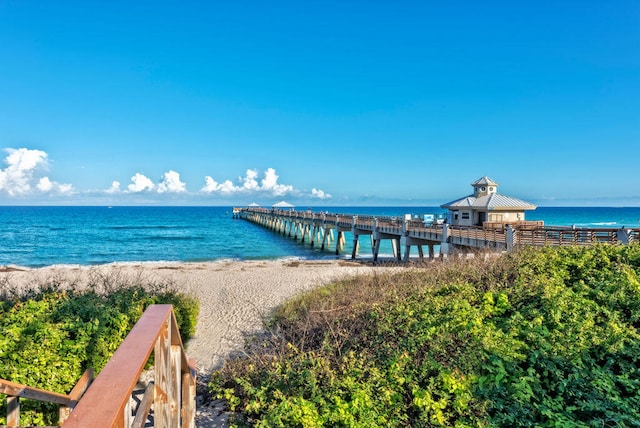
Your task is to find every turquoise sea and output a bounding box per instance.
[1,206,640,268]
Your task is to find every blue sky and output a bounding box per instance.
[1,1,638,206]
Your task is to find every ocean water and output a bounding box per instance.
[1,206,639,268]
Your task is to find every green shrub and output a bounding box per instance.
[211,245,640,427]
[0,285,199,426]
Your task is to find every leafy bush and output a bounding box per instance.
[0,282,199,426]
[211,245,640,427]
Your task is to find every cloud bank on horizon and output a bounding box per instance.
[0,147,331,203]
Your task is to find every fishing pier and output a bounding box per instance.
[233,207,639,262]
[233,176,639,261]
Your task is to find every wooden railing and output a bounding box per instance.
[1,369,94,426]
[62,304,196,428]
[449,226,508,247]
[483,221,544,230]
[514,227,620,246]
[237,208,640,254]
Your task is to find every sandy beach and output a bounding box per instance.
[2,258,394,426]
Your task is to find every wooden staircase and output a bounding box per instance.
[1,305,196,428]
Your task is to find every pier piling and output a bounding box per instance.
[234,207,640,262]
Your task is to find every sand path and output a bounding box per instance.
[3,259,389,426]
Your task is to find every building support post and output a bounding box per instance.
[391,238,401,260]
[403,244,411,262]
[351,233,359,259]
[617,228,631,245]
[402,219,411,262]
[321,227,329,250]
[440,224,450,257]
[506,225,514,251]
[373,238,381,262]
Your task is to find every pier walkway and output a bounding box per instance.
[233,207,640,261]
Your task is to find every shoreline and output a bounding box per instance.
[0,259,397,372]
[0,256,406,273]
[0,254,363,272]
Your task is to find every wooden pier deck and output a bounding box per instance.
[233,207,640,261]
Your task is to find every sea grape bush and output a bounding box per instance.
[211,245,640,427]
[0,285,199,426]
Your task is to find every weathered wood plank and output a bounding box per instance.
[170,345,182,426]
[169,308,190,375]
[7,395,20,427]
[123,395,132,428]
[0,378,70,405]
[154,318,171,427]
[59,368,94,423]
[181,362,196,428]
[131,383,155,428]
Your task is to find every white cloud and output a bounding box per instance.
[0,151,332,203]
[242,169,259,190]
[57,183,74,194]
[202,176,219,193]
[107,181,121,193]
[37,177,53,192]
[157,170,186,193]
[36,176,73,195]
[0,148,73,196]
[201,168,295,197]
[311,188,332,199]
[127,173,155,192]
[202,176,239,194]
[261,168,294,196]
[120,170,186,194]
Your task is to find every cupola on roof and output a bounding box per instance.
[441,176,536,211]
[471,176,498,187]
[471,176,498,198]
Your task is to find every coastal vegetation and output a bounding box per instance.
[0,271,199,426]
[211,245,640,427]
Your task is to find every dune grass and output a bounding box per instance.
[211,245,640,427]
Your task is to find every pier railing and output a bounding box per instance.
[234,208,638,260]
[62,304,196,428]
[513,227,624,246]
[483,221,544,231]
[449,226,508,245]
[337,215,353,229]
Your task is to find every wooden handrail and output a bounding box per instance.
[59,368,94,422]
[1,368,94,426]
[1,380,72,406]
[62,304,196,428]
